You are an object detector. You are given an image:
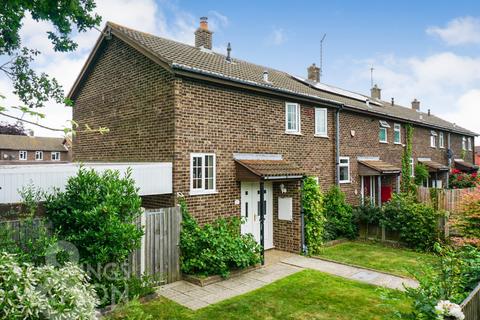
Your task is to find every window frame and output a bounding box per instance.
[35,151,43,161]
[51,152,61,161]
[462,136,467,151]
[468,137,472,151]
[410,158,415,177]
[439,132,444,149]
[393,123,401,144]
[190,153,217,196]
[430,131,437,148]
[314,107,328,137]
[379,127,388,143]
[285,102,301,134]
[338,156,351,184]
[19,150,27,161]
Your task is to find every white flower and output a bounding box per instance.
[434,300,465,320]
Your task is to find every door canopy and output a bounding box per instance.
[235,159,305,181]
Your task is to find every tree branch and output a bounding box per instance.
[0,111,64,132]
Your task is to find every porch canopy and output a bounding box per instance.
[235,159,305,181]
[357,160,401,176]
[419,160,449,173]
[454,159,479,173]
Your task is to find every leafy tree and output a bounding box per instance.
[0,0,107,134]
[0,121,27,135]
[323,186,356,241]
[302,177,326,255]
[414,163,430,186]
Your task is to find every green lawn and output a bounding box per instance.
[109,270,411,320]
[317,241,437,277]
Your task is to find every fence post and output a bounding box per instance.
[140,208,146,275]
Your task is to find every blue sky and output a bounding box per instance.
[1,0,480,139]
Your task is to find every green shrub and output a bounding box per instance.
[44,167,143,268]
[353,202,383,226]
[0,252,98,319]
[323,186,356,241]
[414,163,429,186]
[302,177,326,255]
[382,193,444,251]
[179,198,261,278]
[404,244,480,319]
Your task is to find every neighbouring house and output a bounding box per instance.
[0,134,71,164]
[69,18,478,253]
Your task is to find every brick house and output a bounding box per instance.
[69,19,477,253]
[0,134,71,164]
[475,146,480,166]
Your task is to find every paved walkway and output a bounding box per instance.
[157,250,418,310]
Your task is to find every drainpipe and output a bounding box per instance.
[447,133,451,188]
[335,105,344,185]
[300,177,306,255]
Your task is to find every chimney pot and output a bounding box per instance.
[411,98,420,111]
[307,63,320,82]
[428,109,431,116]
[226,42,232,62]
[195,17,213,49]
[391,97,394,106]
[371,84,381,100]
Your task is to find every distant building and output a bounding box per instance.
[0,134,71,164]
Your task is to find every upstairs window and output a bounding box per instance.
[35,151,43,160]
[339,157,350,183]
[51,152,60,161]
[462,137,467,150]
[379,120,390,143]
[285,103,300,134]
[430,131,437,148]
[439,132,444,149]
[190,153,216,195]
[314,108,327,137]
[394,123,401,144]
[19,151,27,161]
[468,137,472,151]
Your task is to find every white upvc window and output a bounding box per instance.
[439,132,444,149]
[339,157,350,184]
[379,120,390,143]
[314,108,327,137]
[51,152,60,161]
[410,158,415,177]
[430,131,437,148]
[35,151,43,161]
[393,123,401,144]
[19,150,27,160]
[462,137,467,150]
[285,102,300,134]
[468,137,472,151]
[190,153,216,195]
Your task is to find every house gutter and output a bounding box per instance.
[335,105,344,185]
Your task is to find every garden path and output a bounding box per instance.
[157,250,418,310]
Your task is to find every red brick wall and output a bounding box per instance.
[0,150,69,162]
[72,36,175,163]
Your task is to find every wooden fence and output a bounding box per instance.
[0,207,182,284]
[461,282,480,320]
[417,186,479,214]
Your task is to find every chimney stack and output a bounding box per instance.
[307,63,320,82]
[370,84,381,100]
[195,17,213,49]
[411,98,420,111]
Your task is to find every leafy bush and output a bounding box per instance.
[353,202,383,226]
[449,169,479,189]
[0,252,98,319]
[323,186,356,241]
[451,190,480,247]
[414,163,429,186]
[44,167,143,268]
[404,244,480,319]
[302,177,326,255]
[179,198,261,278]
[382,194,444,251]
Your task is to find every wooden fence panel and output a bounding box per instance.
[417,186,479,214]
[461,282,480,320]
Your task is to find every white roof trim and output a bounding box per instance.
[233,153,283,161]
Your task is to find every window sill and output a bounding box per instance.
[314,134,329,138]
[189,190,218,196]
[379,141,388,144]
[285,131,302,136]
[339,180,351,184]
[394,142,402,145]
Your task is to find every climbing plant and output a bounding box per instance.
[401,124,416,194]
[302,177,326,255]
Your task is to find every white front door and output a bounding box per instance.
[240,182,273,249]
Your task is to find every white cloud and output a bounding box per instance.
[0,1,228,137]
[427,16,480,46]
[267,27,287,46]
[347,52,480,137]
